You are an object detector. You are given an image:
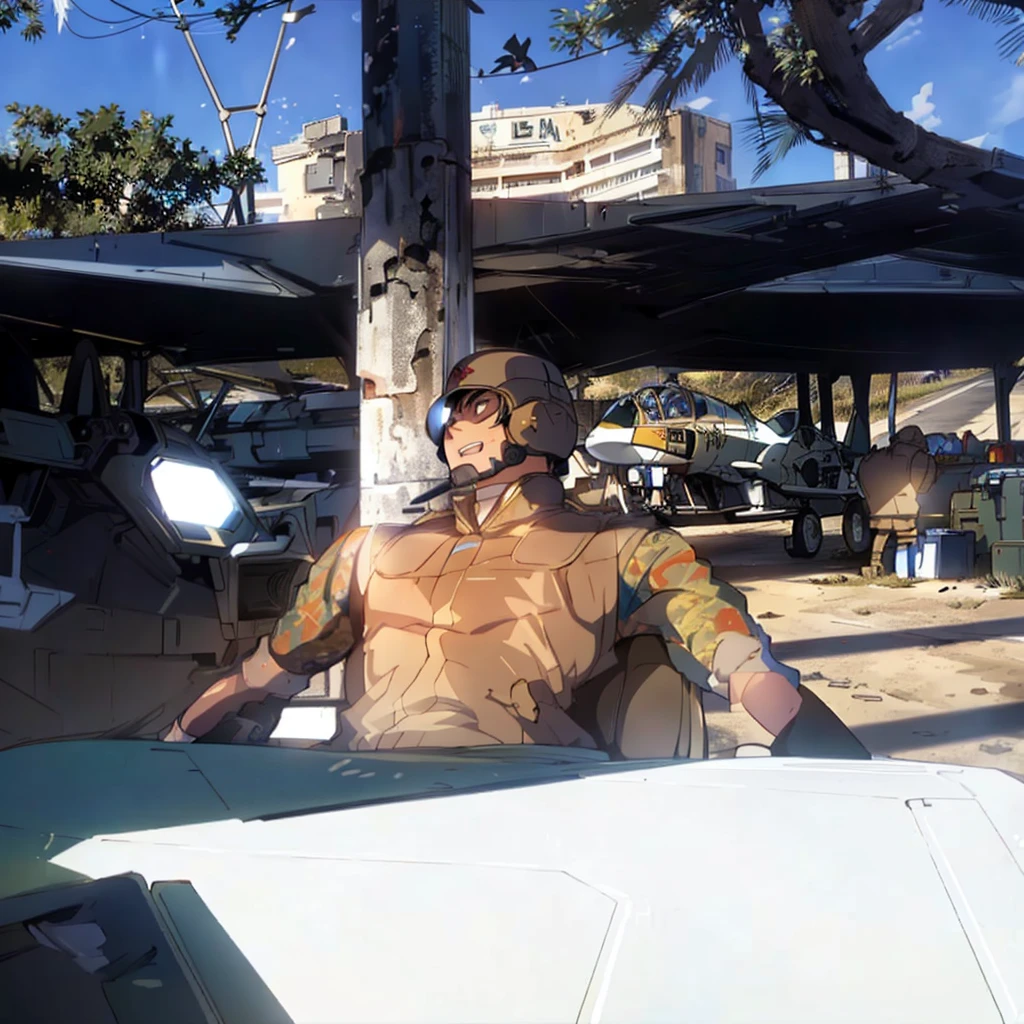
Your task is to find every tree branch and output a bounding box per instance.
[851,0,924,56]
[729,0,1012,205]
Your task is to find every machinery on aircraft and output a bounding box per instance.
[584,381,871,559]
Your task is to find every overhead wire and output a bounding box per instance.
[59,0,632,76]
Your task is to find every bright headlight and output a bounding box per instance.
[150,458,239,529]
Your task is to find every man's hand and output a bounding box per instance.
[161,718,196,743]
[165,637,310,743]
[730,670,803,737]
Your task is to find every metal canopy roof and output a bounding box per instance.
[1,176,1022,374]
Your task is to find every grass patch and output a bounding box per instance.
[808,574,867,586]
[984,572,1024,599]
[872,575,917,588]
[948,598,984,610]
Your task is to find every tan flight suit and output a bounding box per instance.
[858,425,938,576]
[267,472,780,759]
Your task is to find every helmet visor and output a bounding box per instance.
[426,395,453,447]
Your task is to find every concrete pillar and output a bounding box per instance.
[817,372,835,440]
[843,373,872,453]
[993,362,1022,444]
[357,0,475,525]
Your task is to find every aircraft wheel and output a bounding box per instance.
[842,498,871,555]
[787,509,823,559]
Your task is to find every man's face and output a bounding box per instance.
[443,390,508,476]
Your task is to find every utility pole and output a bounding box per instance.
[170,0,315,226]
[358,0,477,525]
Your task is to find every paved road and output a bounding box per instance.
[877,372,1024,442]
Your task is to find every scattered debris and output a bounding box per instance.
[758,611,783,619]
[913,730,936,737]
[854,607,873,616]
[980,740,1014,755]
[885,689,915,702]
[938,586,949,593]
[948,598,983,610]
[828,680,852,688]
[804,671,826,681]
[853,693,883,701]
[971,687,989,695]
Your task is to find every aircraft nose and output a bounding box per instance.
[584,424,639,465]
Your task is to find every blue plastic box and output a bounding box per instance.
[895,543,920,579]
[917,529,976,579]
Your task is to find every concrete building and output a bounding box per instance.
[470,102,735,201]
[265,115,363,222]
[833,151,886,180]
[266,103,734,222]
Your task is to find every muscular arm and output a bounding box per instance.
[616,526,801,736]
[169,526,371,741]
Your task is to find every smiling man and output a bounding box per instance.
[166,349,865,759]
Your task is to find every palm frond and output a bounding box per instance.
[996,18,1024,58]
[739,106,814,181]
[940,0,1022,25]
[609,27,733,130]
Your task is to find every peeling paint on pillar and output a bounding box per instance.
[357,0,473,526]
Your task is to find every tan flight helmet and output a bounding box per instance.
[426,348,578,470]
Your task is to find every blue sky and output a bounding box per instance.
[3,0,1024,190]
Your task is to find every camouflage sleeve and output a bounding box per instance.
[617,526,791,693]
[268,526,371,676]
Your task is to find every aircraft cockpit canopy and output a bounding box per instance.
[620,385,746,426]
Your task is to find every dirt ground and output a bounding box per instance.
[692,518,1024,775]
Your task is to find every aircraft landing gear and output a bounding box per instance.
[785,509,823,559]
[842,498,871,556]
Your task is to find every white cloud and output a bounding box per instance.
[688,96,713,111]
[520,75,531,85]
[962,133,990,148]
[53,0,70,34]
[885,14,923,51]
[994,75,1024,128]
[285,37,295,51]
[200,102,207,108]
[352,9,361,21]
[904,82,941,132]
[281,102,289,109]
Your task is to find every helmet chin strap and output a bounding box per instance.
[409,444,527,507]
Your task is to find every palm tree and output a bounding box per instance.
[548,1,1024,201]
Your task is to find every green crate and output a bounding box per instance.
[992,541,1024,579]
[978,474,1024,545]
[950,490,978,514]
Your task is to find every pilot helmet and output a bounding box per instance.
[425,348,578,470]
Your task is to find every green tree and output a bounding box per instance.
[548,1,1024,198]
[0,103,265,239]
[0,0,282,42]
[0,0,45,41]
